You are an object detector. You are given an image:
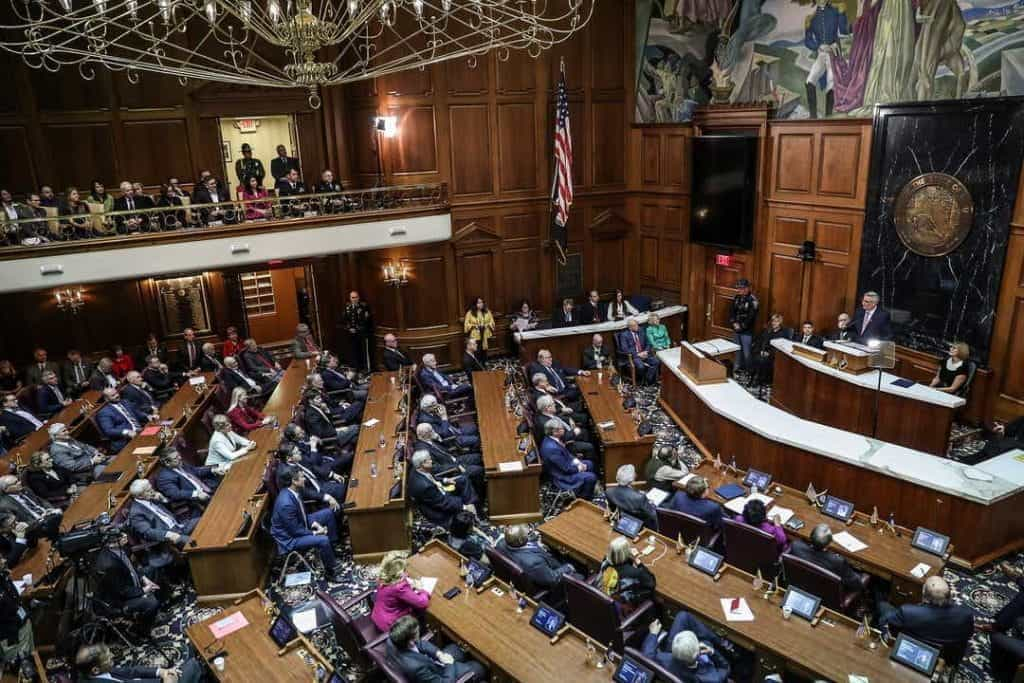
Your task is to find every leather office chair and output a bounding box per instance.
[656,508,721,549]
[483,546,550,603]
[623,646,684,683]
[721,518,781,580]
[781,553,860,613]
[562,574,654,653]
[317,588,383,673]
[212,383,231,412]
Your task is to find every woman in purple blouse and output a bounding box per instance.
[734,498,790,555]
[370,551,431,632]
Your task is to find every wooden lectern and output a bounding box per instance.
[791,342,827,363]
[823,342,872,375]
[679,342,728,385]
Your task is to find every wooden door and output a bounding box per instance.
[704,251,756,341]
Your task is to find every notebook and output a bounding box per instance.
[714,483,746,501]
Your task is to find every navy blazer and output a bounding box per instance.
[605,485,659,531]
[386,638,459,683]
[850,307,893,343]
[36,384,67,417]
[640,632,731,682]
[407,469,464,526]
[616,329,651,359]
[495,538,571,589]
[526,361,578,390]
[413,439,461,474]
[128,499,184,544]
[418,366,458,394]
[0,409,41,445]
[382,346,414,371]
[121,383,159,414]
[539,436,590,493]
[96,402,148,450]
[155,465,218,504]
[320,367,352,393]
[79,666,162,683]
[880,602,975,647]
[666,493,724,530]
[304,403,336,440]
[270,488,312,553]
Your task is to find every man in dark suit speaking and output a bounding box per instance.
[850,290,893,343]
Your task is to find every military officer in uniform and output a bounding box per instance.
[343,291,373,373]
[234,143,266,187]
[728,278,759,375]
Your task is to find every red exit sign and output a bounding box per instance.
[715,254,732,267]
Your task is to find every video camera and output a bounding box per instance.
[54,513,120,559]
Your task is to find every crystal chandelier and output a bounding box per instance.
[1,0,595,107]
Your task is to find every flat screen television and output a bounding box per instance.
[690,135,758,250]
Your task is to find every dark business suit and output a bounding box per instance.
[24,468,71,505]
[526,361,581,402]
[0,409,41,446]
[827,327,854,343]
[0,489,61,537]
[154,465,219,510]
[88,369,118,392]
[850,307,893,343]
[788,539,865,590]
[666,493,724,530]
[240,347,279,380]
[641,611,730,682]
[382,346,414,371]
[581,345,611,370]
[269,487,338,567]
[605,485,659,531]
[418,367,472,401]
[35,383,67,418]
[304,403,359,448]
[407,468,475,527]
[94,545,159,628]
[385,637,485,683]
[121,383,160,414]
[192,187,236,225]
[796,334,825,350]
[0,533,28,566]
[177,340,202,372]
[96,401,148,452]
[62,360,93,397]
[414,438,484,492]
[416,410,480,450]
[495,538,574,590]
[578,301,604,325]
[879,601,975,649]
[79,661,202,683]
[462,352,486,378]
[616,329,660,384]
[24,361,60,388]
[142,367,177,401]
[113,194,155,233]
[271,156,301,183]
[539,436,596,499]
[198,353,223,373]
[554,307,578,328]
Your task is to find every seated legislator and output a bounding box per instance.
[581,333,611,370]
[275,444,346,509]
[606,289,640,322]
[221,326,243,360]
[88,357,119,391]
[462,338,487,377]
[198,342,223,372]
[879,576,974,652]
[595,535,656,609]
[222,356,272,397]
[930,342,971,395]
[206,414,256,469]
[62,349,92,398]
[828,312,854,342]
[23,451,76,506]
[371,551,432,633]
[645,312,672,352]
[0,512,29,566]
[120,371,161,416]
[138,334,169,370]
[643,612,731,682]
[850,290,893,343]
[407,450,477,528]
[24,347,59,387]
[752,313,793,386]
[281,423,352,478]
[271,465,344,580]
[292,323,322,361]
[496,524,577,591]
[303,392,360,449]
[616,319,660,385]
[35,370,71,418]
[789,523,869,591]
[554,297,577,328]
[142,355,181,402]
[527,348,589,402]
[580,290,605,325]
[0,392,43,448]
[605,464,658,531]
[306,373,364,424]
[644,445,691,493]
[0,474,62,540]
[48,423,108,482]
[734,498,789,556]
[75,643,202,683]
[95,387,151,453]
[413,423,484,494]
[667,475,723,531]
[227,387,272,434]
[534,395,593,457]
[239,338,284,383]
[127,479,198,566]
[94,530,160,631]
[416,394,480,450]
[796,320,825,349]
[385,615,486,683]
[320,354,368,401]
[154,449,223,513]
[539,420,596,500]
[418,353,472,401]
[382,333,414,372]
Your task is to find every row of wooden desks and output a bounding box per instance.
[539,501,928,682]
[688,462,944,601]
[187,363,308,602]
[344,371,409,563]
[576,374,655,485]
[472,370,542,524]
[407,541,613,682]
[1,390,102,473]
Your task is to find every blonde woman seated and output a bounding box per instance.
[205,414,256,469]
[226,387,271,434]
[594,535,656,614]
[929,342,971,395]
[371,550,432,632]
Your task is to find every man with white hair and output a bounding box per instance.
[416,394,479,450]
[198,342,223,372]
[292,323,321,361]
[413,423,484,494]
[526,349,589,403]
[616,318,660,385]
[222,355,273,397]
[0,393,42,448]
[121,371,160,416]
[850,290,893,343]
[879,576,975,650]
[0,474,61,538]
[127,479,196,569]
[87,357,119,391]
[406,450,476,528]
[605,465,658,531]
[95,388,151,453]
[642,611,731,681]
[533,394,593,457]
[418,354,472,401]
[48,423,108,481]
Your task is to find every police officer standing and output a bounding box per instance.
[234,143,266,187]
[343,291,373,373]
[728,278,758,376]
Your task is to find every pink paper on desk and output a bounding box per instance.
[209,611,249,639]
[140,425,161,436]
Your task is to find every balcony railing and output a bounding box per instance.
[0,183,448,255]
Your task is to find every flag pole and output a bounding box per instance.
[549,57,568,266]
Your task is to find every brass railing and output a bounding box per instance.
[0,183,447,249]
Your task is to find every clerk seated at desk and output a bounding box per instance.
[386,615,487,683]
[418,354,473,401]
[539,420,596,500]
[416,394,479,450]
[616,319,660,385]
[96,387,152,453]
[527,349,588,402]
[270,465,344,580]
[154,449,224,513]
[205,414,256,469]
[930,342,971,395]
[407,450,477,528]
[789,524,869,592]
[879,576,974,654]
[643,611,731,683]
[581,333,611,370]
[666,475,723,531]
[796,320,824,350]
[752,313,793,386]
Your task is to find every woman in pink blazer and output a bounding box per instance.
[371,551,431,632]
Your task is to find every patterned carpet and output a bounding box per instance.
[36,362,1021,682]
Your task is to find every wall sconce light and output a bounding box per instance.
[374,115,398,138]
[382,261,409,287]
[55,287,85,314]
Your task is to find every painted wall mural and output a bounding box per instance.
[636,0,1024,120]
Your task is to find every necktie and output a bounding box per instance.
[74,365,83,383]
[304,337,316,352]
[237,371,257,389]
[14,410,42,428]
[298,464,320,492]
[175,467,210,494]
[140,500,177,529]
[115,404,139,430]
[548,367,564,391]
[188,344,196,366]
[52,386,64,402]
[633,332,641,351]
[119,550,141,587]
[861,311,871,334]
[128,197,134,211]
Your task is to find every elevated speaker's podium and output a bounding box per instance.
[678,341,727,384]
[823,341,872,374]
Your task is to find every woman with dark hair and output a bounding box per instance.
[59,186,93,240]
[606,289,640,321]
[155,183,186,229]
[463,296,495,362]
[510,299,539,333]
[89,180,114,213]
[241,175,270,221]
[734,498,789,555]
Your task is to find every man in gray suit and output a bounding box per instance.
[47,423,108,482]
[24,348,60,388]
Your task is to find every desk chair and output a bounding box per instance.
[721,518,781,580]
[656,508,721,549]
[623,646,684,683]
[562,574,655,653]
[483,546,550,604]
[613,335,638,386]
[317,588,384,674]
[781,553,865,614]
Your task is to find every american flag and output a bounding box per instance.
[550,61,573,264]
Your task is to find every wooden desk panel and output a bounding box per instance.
[772,350,954,456]
[472,371,541,523]
[186,591,332,682]
[345,371,409,562]
[408,541,612,682]
[576,374,655,484]
[539,502,927,683]
[0,390,102,472]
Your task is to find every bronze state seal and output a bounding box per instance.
[893,173,974,257]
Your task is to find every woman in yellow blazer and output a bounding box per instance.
[464,296,496,361]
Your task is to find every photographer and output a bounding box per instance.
[94,529,160,631]
[75,643,201,683]
[0,553,33,677]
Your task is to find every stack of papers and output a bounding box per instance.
[910,563,931,579]
[418,577,438,594]
[291,608,318,633]
[363,418,380,427]
[646,488,671,506]
[720,597,754,622]
[724,492,774,516]
[833,531,868,553]
[767,506,795,525]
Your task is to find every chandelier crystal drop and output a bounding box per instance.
[1,0,595,108]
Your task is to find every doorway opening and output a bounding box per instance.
[237,265,315,347]
[218,114,299,195]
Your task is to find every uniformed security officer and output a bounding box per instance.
[343,291,373,372]
[234,143,266,187]
[728,278,759,374]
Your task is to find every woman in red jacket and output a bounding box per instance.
[370,551,431,632]
[110,345,135,379]
[226,386,270,434]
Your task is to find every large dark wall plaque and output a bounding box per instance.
[155,275,212,336]
[856,98,1024,364]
